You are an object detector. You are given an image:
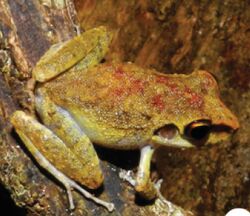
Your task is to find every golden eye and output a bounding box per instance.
[184,120,211,140]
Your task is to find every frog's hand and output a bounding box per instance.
[135,145,157,200]
[33,26,112,82]
[11,111,114,212]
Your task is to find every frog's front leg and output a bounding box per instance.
[120,146,157,200]
[11,94,115,212]
[135,145,157,200]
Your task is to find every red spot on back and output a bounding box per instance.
[156,76,169,84]
[189,93,203,108]
[185,87,192,94]
[113,66,125,79]
[112,88,125,98]
[151,94,165,111]
[185,87,203,108]
[168,83,178,93]
[156,75,180,94]
[131,79,145,94]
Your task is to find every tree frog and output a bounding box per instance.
[10,27,239,212]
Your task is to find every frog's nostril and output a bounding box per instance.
[154,124,179,140]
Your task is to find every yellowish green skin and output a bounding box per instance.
[10,27,239,212]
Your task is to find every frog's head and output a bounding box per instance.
[150,70,239,148]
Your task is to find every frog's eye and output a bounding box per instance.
[184,120,211,140]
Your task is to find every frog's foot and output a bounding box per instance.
[120,146,157,200]
[154,179,173,212]
[119,169,136,186]
[11,111,114,212]
[28,140,114,211]
[28,143,115,212]
[155,179,188,216]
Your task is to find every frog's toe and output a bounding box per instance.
[11,111,114,212]
[119,169,136,186]
[33,145,114,212]
[64,174,115,212]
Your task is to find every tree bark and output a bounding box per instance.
[0,0,249,216]
[0,1,190,215]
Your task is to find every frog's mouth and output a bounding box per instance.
[152,119,237,148]
[152,124,195,148]
[152,119,217,148]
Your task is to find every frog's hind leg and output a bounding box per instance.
[34,88,104,189]
[11,111,114,212]
[33,26,112,82]
[11,86,115,211]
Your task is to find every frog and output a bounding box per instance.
[10,26,239,212]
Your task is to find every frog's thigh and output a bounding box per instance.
[35,89,103,189]
[33,26,111,82]
[71,27,111,72]
[135,145,157,200]
[11,111,114,212]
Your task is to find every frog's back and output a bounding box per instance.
[42,63,229,148]
[43,63,162,130]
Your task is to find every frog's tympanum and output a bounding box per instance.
[11,27,239,212]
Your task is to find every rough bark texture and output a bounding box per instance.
[0,0,249,216]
